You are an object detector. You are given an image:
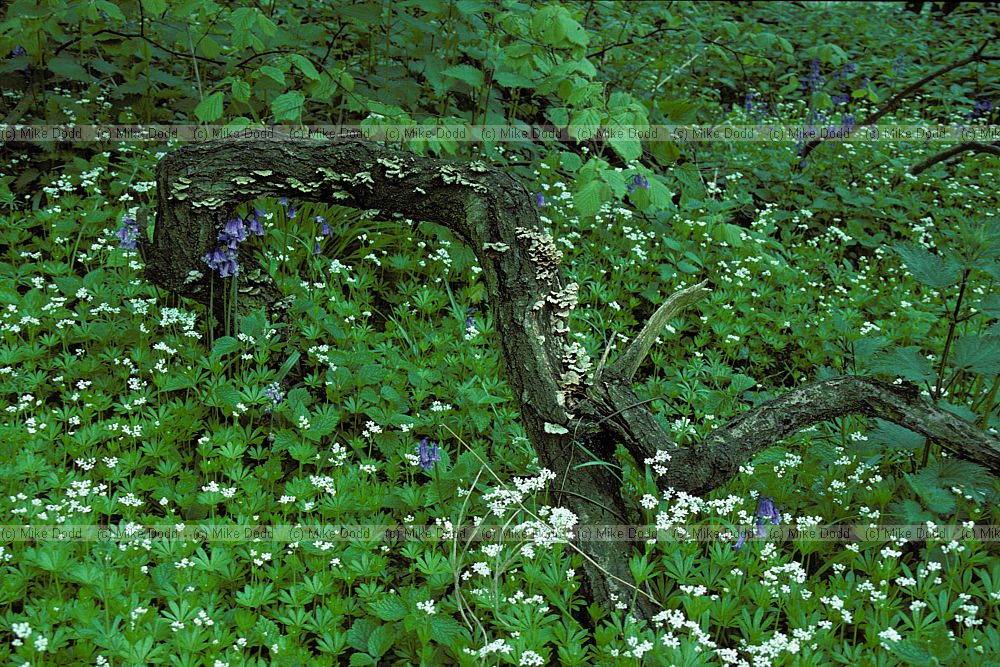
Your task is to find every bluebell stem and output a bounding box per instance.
[116,217,139,249]
[418,437,440,470]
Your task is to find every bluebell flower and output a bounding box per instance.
[967,99,994,120]
[755,496,781,537]
[203,246,239,278]
[116,217,139,249]
[246,215,265,237]
[219,217,247,248]
[264,381,284,405]
[465,307,476,329]
[317,215,332,237]
[313,241,321,255]
[735,531,747,550]
[535,192,545,207]
[892,55,905,78]
[418,437,440,470]
[626,173,650,193]
[288,206,296,219]
[278,197,288,207]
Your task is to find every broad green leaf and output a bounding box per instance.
[904,471,955,515]
[570,107,601,140]
[194,92,224,122]
[140,0,167,14]
[231,78,251,103]
[608,130,641,162]
[867,420,924,451]
[259,65,285,86]
[289,54,319,80]
[272,91,305,122]
[442,64,484,88]
[574,179,606,218]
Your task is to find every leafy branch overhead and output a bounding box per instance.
[143,138,1000,620]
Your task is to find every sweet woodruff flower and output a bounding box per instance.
[418,437,440,470]
[116,217,139,249]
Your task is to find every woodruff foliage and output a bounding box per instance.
[0,1,999,666]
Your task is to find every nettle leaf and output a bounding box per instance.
[430,617,467,644]
[140,0,167,14]
[48,54,92,81]
[367,595,407,621]
[890,639,935,664]
[442,64,484,88]
[367,625,393,658]
[492,69,533,88]
[608,130,641,162]
[890,498,936,525]
[730,374,757,393]
[272,91,305,122]
[978,293,1000,319]
[892,244,960,288]
[949,335,1000,376]
[871,346,934,382]
[927,458,994,503]
[867,419,924,451]
[904,471,955,515]
[194,92,224,123]
[347,617,378,653]
[210,336,240,360]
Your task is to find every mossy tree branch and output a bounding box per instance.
[144,138,1000,623]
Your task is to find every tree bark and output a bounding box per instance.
[143,138,1000,623]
